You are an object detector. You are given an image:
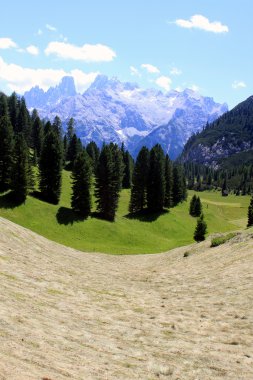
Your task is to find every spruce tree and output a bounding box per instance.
[67,134,83,169]
[247,196,253,227]
[8,92,18,131]
[164,154,174,208]
[32,116,44,157]
[173,165,187,206]
[11,134,29,202]
[95,144,124,221]
[189,194,197,216]
[194,214,207,242]
[71,151,92,218]
[39,130,63,204]
[17,97,31,145]
[122,150,133,188]
[86,141,100,173]
[147,144,165,212]
[129,146,149,213]
[194,196,202,217]
[0,116,14,192]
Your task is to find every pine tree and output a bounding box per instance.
[0,116,14,192]
[32,116,44,157]
[247,196,253,227]
[67,117,75,142]
[173,165,187,206]
[0,92,9,118]
[129,147,149,213]
[122,150,133,188]
[17,97,31,145]
[71,151,92,218]
[67,134,83,169]
[194,214,207,242]
[52,116,62,139]
[189,194,197,216]
[95,144,124,221]
[194,196,202,217]
[86,141,100,173]
[147,144,165,212]
[11,134,29,202]
[164,154,174,208]
[8,92,18,131]
[39,130,63,204]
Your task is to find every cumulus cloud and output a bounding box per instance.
[26,45,39,56]
[175,14,229,33]
[155,76,172,91]
[0,37,17,49]
[130,65,141,77]
[0,56,98,93]
[170,67,182,76]
[45,41,116,62]
[46,24,57,32]
[232,80,246,89]
[141,63,160,74]
[189,84,200,92]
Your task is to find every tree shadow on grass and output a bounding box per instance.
[124,208,169,222]
[56,206,87,225]
[0,191,25,209]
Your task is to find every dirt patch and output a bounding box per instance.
[0,217,252,379]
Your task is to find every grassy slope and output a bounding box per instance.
[0,170,249,254]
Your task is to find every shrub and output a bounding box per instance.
[211,232,236,247]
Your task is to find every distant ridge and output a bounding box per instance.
[24,75,227,158]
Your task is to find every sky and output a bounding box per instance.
[0,0,252,108]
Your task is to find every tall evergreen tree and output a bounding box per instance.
[11,134,29,202]
[164,154,174,208]
[71,151,92,217]
[86,141,100,173]
[17,97,31,145]
[0,92,9,118]
[173,165,187,206]
[122,150,133,188]
[8,92,18,131]
[67,117,75,142]
[67,134,83,169]
[147,144,165,212]
[0,116,14,191]
[95,144,124,221]
[129,147,149,213]
[39,130,63,204]
[247,196,253,227]
[194,214,207,242]
[189,195,202,217]
[32,116,44,157]
[52,116,62,139]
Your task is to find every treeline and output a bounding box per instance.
[184,161,253,195]
[0,92,187,222]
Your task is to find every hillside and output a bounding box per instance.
[181,96,253,167]
[24,75,227,158]
[0,217,253,379]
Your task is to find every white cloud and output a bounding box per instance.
[26,45,39,56]
[232,80,246,89]
[175,14,229,33]
[130,65,141,77]
[0,37,17,49]
[141,63,160,74]
[45,41,116,62]
[155,76,172,91]
[46,24,57,32]
[0,56,98,94]
[170,67,182,76]
[189,84,200,92]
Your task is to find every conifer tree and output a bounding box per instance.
[129,146,149,213]
[194,214,207,242]
[39,130,63,204]
[173,165,187,206]
[95,144,124,221]
[147,144,165,212]
[71,151,92,217]
[67,117,75,142]
[11,134,29,202]
[52,116,62,139]
[67,134,83,169]
[189,194,197,216]
[8,92,18,131]
[122,150,133,188]
[247,196,253,227]
[164,154,174,208]
[86,141,100,173]
[17,97,31,145]
[0,92,9,118]
[32,116,44,157]
[0,116,14,191]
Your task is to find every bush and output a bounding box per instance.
[211,232,236,247]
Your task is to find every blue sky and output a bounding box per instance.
[0,0,252,108]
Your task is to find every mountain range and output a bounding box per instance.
[181,95,253,168]
[24,75,228,158]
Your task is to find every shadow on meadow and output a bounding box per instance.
[124,209,169,222]
[56,207,87,225]
[0,191,25,209]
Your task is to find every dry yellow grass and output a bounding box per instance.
[0,216,252,380]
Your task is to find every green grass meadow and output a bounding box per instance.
[0,171,249,254]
